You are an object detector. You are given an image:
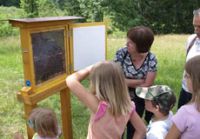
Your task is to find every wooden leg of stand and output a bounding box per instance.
[24,103,37,139]
[60,88,73,139]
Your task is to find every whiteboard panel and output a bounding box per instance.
[72,25,106,71]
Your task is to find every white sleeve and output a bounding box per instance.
[146,127,167,139]
[185,34,197,51]
[146,132,163,139]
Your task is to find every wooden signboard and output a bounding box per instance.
[9,16,106,139]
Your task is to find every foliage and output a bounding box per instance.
[62,0,105,22]
[0,6,25,37]
[139,0,197,34]
[37,0,65,17]
[0,0,20,7]
[103,0,142,31]
[105,0,200,33]
[2,0,200,34]
[20,0,39,17]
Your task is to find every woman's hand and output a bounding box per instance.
[126,71,156,88]
[125,79,145,88]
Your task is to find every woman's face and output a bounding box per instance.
[126,38,137,54]
[185,73,193,93]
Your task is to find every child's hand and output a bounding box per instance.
[86,64,94,73]
[86,61,105,73]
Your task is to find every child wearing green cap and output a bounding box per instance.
[136,85,176,139]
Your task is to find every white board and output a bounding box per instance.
[72,24,106,71]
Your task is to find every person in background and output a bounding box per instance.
[136,85,176,139]
[178,8,200,108]
[166,55,200,139]
[66,61,146,139]
[114,26,157,139]
[14,107,60,139]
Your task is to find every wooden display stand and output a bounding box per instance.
[9,16,106,139]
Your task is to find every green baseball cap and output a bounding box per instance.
[136,85,176,111]
[136,85,172,100]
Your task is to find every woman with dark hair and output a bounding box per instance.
[114,26,157,139]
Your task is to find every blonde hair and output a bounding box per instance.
[185,55,200,112]
[29,107,58,138]
[89,61,132,116]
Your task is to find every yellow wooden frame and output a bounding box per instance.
[9,17,77,139]
[26,27,68,92]
[9,17,107,139]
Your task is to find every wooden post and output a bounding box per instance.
[24,103,37,139]
[60,88,73,139]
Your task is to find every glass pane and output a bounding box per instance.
[31,29,66,85]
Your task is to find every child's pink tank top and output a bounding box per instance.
[87,101,135,139]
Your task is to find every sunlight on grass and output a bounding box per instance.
[0,34,189,139]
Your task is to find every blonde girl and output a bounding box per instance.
[66,61,146,139]
[166,55,200,139]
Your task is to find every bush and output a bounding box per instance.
[0,6,26,37]
[37,0,65,17]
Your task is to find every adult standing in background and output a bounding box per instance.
[178,8,200,109]
[114,26,157,139]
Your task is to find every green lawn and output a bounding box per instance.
[0,34,188,139]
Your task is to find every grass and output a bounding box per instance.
[0,34,189,139]
[152,35,188,98]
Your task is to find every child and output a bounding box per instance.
[166,55,200,139]
[135,85,176,139]
[14,107,60,139]
[66,61,146,139]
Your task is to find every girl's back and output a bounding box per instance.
[87,101,135,139]
[66,61,146,139]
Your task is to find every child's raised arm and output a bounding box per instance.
[130,112,146,139]
[66,65,99,113]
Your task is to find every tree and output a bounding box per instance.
[105,0,200,33]
[59,0,104,22]
[0,0,20,7]
[18,0,200,33]
[20,0,39,17]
